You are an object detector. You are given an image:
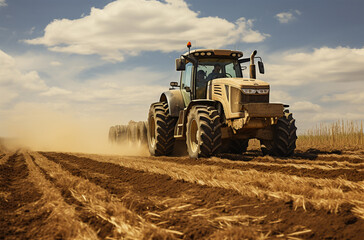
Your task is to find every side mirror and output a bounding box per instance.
[176,58,186,71]
[258,61,265,74]
[170,81,179,87]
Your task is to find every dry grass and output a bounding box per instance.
[30,151,178,240]
[297,120,364,150]
[22,151,99,240]
[79,153,364,220]
[210,155,360,171]
[0,152,12,165]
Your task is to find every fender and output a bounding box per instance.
[159,90,185,117]
[186,99,218,113]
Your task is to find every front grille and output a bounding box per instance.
[241,93,269,103]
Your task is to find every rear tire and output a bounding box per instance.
[260,112,297,157]
[147,102,176,156]
[186,105,222,158]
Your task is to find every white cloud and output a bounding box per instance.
[321,91,364,104]
[0,0,6,7]
[0,49,77,110]
[67,67,168,106]
[50,61,62,66]
[270,89,292,103]
[40,87,72,97]
[0,88,18,106]
[291,101,321,112]
[25,0,269,62]
[275,10,301,24]
[266,46,364,86]
[0,49,48,92]
[259,45,364,132]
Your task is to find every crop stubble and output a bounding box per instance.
[0,149,364,239]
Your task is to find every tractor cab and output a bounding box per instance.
[174,43,265,107]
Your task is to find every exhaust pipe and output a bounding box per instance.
[249,50,257,79]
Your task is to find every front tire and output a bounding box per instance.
[186,105,222,158]
[260,112,297,157]
[147,102,176,156]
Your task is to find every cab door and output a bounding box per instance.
[180,62,193,107]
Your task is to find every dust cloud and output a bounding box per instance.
[0,107,149,156]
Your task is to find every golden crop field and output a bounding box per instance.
[297,120,364,151]
[0,130,364,239]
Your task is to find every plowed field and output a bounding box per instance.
[1,149,364,239]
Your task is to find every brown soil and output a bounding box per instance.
[142,153,364,182]
[1,149,363,239]
[42,152,364,239]
[0,153,45,239]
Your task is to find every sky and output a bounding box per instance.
[0,0,364,144]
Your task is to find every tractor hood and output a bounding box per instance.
[212,78,269,89]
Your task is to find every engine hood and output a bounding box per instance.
[212,78,269,89]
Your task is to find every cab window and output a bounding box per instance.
[181,62,193,89]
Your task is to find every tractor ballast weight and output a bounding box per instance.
[147,44,297,158]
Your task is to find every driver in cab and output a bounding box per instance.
[206,64,224,81]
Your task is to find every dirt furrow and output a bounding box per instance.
[0,152,43,239]
[41,152,364,239]
[255,156,364,170]
[73,152,364,218]
[23,151,99,239]
[0,153,10,165]
[31,151,177,239]
[141,154,364,182]
[41,152,268,239]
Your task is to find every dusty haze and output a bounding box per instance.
[0,107,149,156]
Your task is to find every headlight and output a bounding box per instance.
[242,88,269,94]
[257,89,269,94]
[242,89,256,94]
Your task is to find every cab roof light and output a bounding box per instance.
[187,41,191,54]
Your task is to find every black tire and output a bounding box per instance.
[186,105,222,158]
[137,121,147,145]
[147,102,177,156]
[221,139,249,154]
[260,112,297,157]
[108,126,117,143]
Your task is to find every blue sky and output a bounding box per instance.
[0,0,364,145]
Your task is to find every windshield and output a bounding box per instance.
[196,58,242,81]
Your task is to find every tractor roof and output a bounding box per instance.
[183,49,243,59]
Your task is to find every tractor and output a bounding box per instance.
[146,42,297,158]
